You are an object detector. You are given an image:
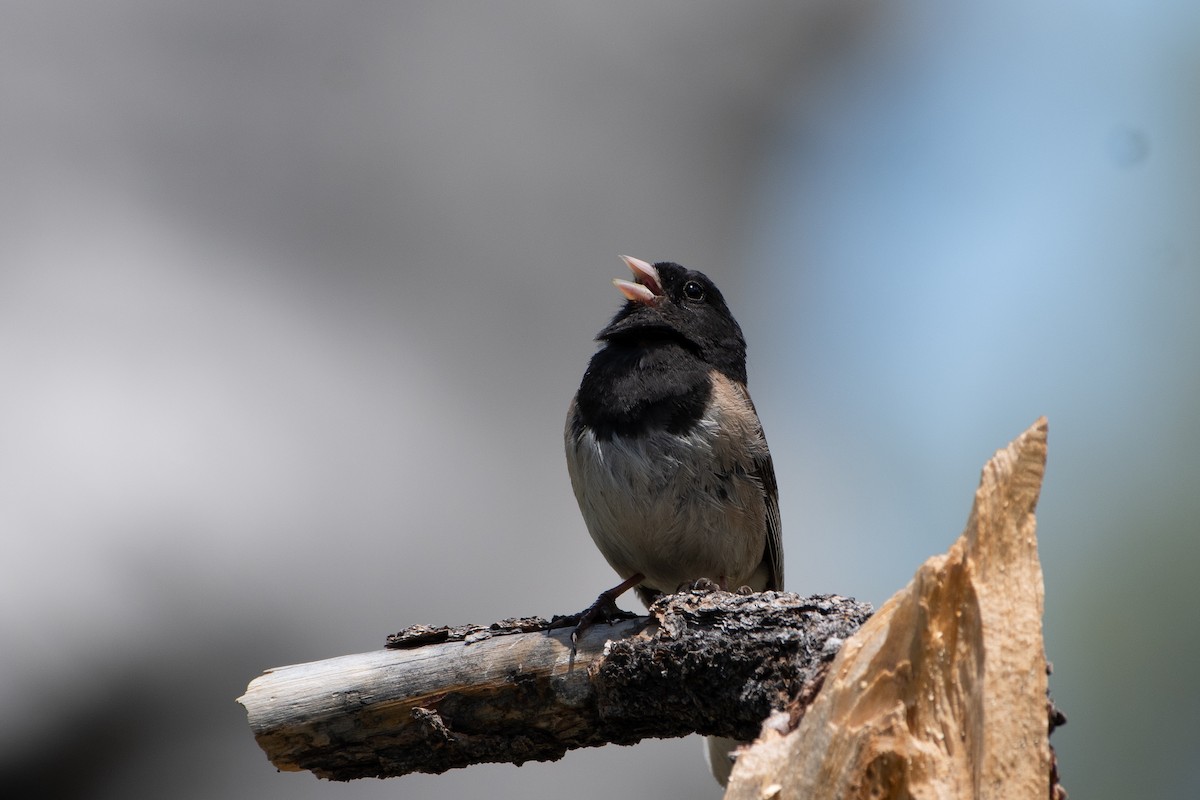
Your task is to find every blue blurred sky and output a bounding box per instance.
[1,2,1196,798]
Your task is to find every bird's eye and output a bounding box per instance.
[683,281,705,301]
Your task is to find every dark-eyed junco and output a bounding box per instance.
[564,256,783,785]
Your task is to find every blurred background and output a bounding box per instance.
[3,1,1197,798]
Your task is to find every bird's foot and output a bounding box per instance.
[561,573,645,653]
[687,577,723,593]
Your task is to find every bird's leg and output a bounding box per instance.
[570,572,644,649]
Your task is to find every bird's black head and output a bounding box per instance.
[597,256,748,384]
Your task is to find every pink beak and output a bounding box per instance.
[613,255,663,305]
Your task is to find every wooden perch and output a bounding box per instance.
[239,418,1063,798]
[238,592,872,779]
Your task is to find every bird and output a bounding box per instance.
[563,255,783,786]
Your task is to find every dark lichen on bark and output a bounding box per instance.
[595,591,873,742]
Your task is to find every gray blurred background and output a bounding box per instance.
[3,2,1197,798]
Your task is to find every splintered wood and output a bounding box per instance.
[725,418,1053,800]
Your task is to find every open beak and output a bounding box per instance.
[613,255,663,306]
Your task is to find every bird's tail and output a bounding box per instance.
[705,734,743,787]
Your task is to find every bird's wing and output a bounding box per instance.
[753,445,783,591]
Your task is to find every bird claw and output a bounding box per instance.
[689,577,721,592]
[562,572,645,654]
[569,594,626,647]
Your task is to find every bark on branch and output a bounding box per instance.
[237,592,872,780]
[239,418,1063,798]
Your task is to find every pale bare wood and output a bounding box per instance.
[725,417,1054,800]
[238,593,872,780]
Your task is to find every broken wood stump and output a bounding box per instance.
[725,416,1059,799]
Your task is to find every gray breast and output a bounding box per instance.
[564,396,770,595]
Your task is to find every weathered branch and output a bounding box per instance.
[238,592,872,779]
[239,418,1063,798]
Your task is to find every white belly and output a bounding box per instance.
[565,406,769,595]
